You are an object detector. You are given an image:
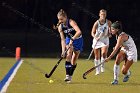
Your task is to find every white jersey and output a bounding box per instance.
[92,19,109,49]
[119,32,137,62]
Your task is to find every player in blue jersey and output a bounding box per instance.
[55,9,83,83]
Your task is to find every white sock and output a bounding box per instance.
[101,57,105,72]
[126,70,130,76]
[101,57,105,63]
[113,64,120,80]
[94,59,100,74]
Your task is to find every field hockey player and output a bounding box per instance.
[91,9,112,75]
[105,21,137,85]
[55,9,83,83]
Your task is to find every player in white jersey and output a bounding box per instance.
[91,9,112,75]
[105,21,137,85]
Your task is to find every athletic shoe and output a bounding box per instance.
[111,80,118,85]
[95,67,100,75]
[101,67,104,73]
[123,71,131,82]
[100,63,104,73]
[64,75,72,83]
[95,72,100,75]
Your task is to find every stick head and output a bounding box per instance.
[83,73,87,79]
[45,74,50,78]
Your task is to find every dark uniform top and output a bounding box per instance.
[61,19,76,38]
[61,19,83,51]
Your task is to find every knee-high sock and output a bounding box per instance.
[101,57,105,71]
[65,61,72,75]
[94,59,100,73]
[113,64,120,80]
[69,64,77,76]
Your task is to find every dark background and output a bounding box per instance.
[0,0,139,58]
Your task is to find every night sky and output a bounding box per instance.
[0,0,139,58]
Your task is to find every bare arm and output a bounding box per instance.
[106,35,125,61]
[91,21,98,38]
[69,19,82,40]
[108,20,112,38]
[58,25,66,54]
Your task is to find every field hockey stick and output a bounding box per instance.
[86,39,97,60]
[86,49,94,60]
[45,21,75,78]
[83,40,98,79]
[45,46,70,78]
[83,61,105,79]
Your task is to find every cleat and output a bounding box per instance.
[101,64,104,73]
[95,72,100,75]
[65,80,71,83]
[95,67,100,75]
[101,67,104,73]
[64,75,72,83]
[123,71,131,82]
[111,80,118,85]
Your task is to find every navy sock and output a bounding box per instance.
[69,64,77,76]
[65,61,72,75]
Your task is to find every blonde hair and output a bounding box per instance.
[57,9,67,17]
[53,9,67,30]
[99,9,107,14]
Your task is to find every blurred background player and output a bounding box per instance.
[54,9,83,83]
[91,9,112,75]
[105,21,137,85]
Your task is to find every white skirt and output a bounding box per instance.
[92,37,109,49]
[121,47,137,62]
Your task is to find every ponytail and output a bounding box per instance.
[111,21,123,31]
[57,9,67,17]
[53,9,67,30]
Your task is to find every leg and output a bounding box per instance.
[94,48,101,75]
[101,45,109,72]
[64,50,80,83]
[64,46,73,82]
[121,58,127,74]
[122,60,133,82]
[70,50,80,75]
[66,46,73,62]
[111,51,126,85]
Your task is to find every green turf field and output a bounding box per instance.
[0,57,140,93]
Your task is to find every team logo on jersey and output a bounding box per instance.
[64,28,74,33]
[98,27,107,33]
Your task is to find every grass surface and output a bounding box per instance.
[0,58,140,93]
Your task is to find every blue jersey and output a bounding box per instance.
[61,19,83,51]
[61,19,76,38]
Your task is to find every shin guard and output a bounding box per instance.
[69,64,77,76]
[65,61,72,75]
